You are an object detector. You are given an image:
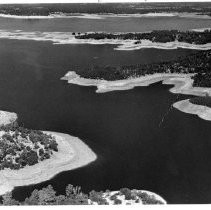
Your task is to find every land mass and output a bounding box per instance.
[0,111,166,205]
[63,49,211,87]
[62,47,211,121]
[75,30,211,45]
[0,185,166,205]
[0,112,96,196]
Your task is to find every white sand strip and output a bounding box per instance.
[62,71,211,121]
[0,13,104,20]
[174,99,211,121]
[0,110,17,126]
[0,131,97,196]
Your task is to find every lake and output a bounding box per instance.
[0,15,211,204]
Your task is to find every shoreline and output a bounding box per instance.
[174,99,211,121]
[0,130,97,196]
[0,12,210,20]
[62,71,211,121]
[0,30,210,51]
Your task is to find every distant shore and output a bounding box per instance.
[0,12,210,20]
[62,71,211,121]
[0,114,97,196]
[0,30,210,51]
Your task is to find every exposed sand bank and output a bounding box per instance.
[0,130,97,196]
[62,71,211,121]
[115,40,211,51]
[0,13,104,19]
[192,27,211,32]
[174,99,211,121]
[0,110,17,126]
[0,30,211,51]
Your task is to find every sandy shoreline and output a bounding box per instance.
[174,99,211,121]
[62,71,211,121]
[0,131,97,196]
[0,30,210,51]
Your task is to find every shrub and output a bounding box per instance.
[27,150,38,166]
[119,188,132,200]
[138,192,163,204]
[114,198,122,205]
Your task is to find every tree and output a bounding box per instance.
[24,189,39,205]
[49,140,58,152]
[66,184,81,198]
[119,188,132,200]
[2,193,20,205]
[37,185,57,205]
[27,150,38,166]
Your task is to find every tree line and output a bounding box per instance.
[0,184,164,205]
[77,50,211,88]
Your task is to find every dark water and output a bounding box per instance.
[0,38,211,204]
[0,16,211,32]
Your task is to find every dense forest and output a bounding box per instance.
[190,95,211,108]
[0,2,210,16]
[0,122,58,170]
[76,50,211,87]
[75,30,211,44]
[0,184,165,205]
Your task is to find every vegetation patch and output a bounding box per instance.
[0,122,58,170]
[75,30,211,45]
[75,50,211,88]
[0,184,166,205]
[189,95,211,108]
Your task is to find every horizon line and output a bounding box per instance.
[0,0,210,5]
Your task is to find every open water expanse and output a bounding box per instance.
[0,15,211,204]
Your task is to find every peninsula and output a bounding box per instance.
[0,111,97,196]
[62,48,211,121]
[0,112,166,205]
